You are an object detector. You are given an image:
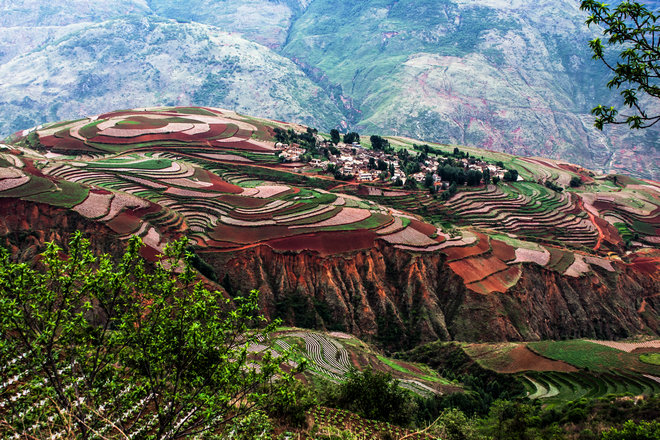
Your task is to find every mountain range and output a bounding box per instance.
[0,0,658,180]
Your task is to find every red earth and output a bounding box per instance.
[448,254,509,285]
[496,345,578,373]
[442,233,490,261]
[265,230,377,256]
[490,239,517,261]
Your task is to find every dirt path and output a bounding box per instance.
[587,339,660,353]
[577,195,604,252]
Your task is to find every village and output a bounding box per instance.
[275,137,515,187]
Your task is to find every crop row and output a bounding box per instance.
[522,370,660,403]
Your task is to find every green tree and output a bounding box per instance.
[503,169,518,182]
[343,132,360,144]
[330,129,341,145]
[425,408,485,440]
[580,1,659,129]
[332,367,414,425]
[0,233,297,439]
[482,168,491,185]
[601,420,660,440]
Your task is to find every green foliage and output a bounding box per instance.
[369,134,390,151]
[570,176,583,187]
[580,1,660,129]
[225,410,273,440]
[601,419,660,440]
[0,232,297,439]
[640,353,660,366]
[544,180,564,192]
[440,182,458,201]
[330,129,341,144]
[263,378,316,427]
[329,367,415,425]
[503,169,519,182]
[343,132,360,144]
[402,341,525,416]
[426,408,486,440]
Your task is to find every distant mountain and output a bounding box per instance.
[0,0,657,179]
[281,0,659,179]
[0,15,344,135]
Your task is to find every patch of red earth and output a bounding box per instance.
[408,219,436,236]
[203,239,243,249]
[210,223,292,244]
[498,345,578,373]
[218,194,269,209]
[211,140,271,152]
[21,158,50,180]
[125,201,162,218]
[105,212,142,235]
[197,169,243,194]
[629,256,660,274]
[442,232,490,261]
[593,215,624,246]
[90,188,112,195]
[491,239,516,261]
[466,265,522,294]
[393,360,424,375]
[39,135,94,152]
[138,244,161,262]
[278,162,306,168]
[448,254,509,284]
[265,230,377,256]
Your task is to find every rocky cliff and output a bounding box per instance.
[209,242,660,349]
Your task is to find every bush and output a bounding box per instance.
[330,367,415,425]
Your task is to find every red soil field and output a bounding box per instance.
[124,202,162,219]
[265,230,377,256]
[593,216,624,246]
[139,244,161,262]
[442,232,490,261]
[466,265,522,294]
[408,219,437,236]
[491,239,516,261]
[22,159,49,180]
[630,256,660,274]
[496,345,578,373]
[90,188,112,195]
[212,140,271,152]
[218,194,270,209]
[197,169,243,194]
[39,135,94,152]
[105,212,142,235]
[210,223,293,243]
[448,254,509,284]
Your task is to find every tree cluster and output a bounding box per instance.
[0,233,299,440]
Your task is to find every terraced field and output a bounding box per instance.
[463,339,660,405]
[272,329,454,397]
[1,106,659,298]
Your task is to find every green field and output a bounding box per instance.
[640,353,660,366]
[528,340,660,375]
